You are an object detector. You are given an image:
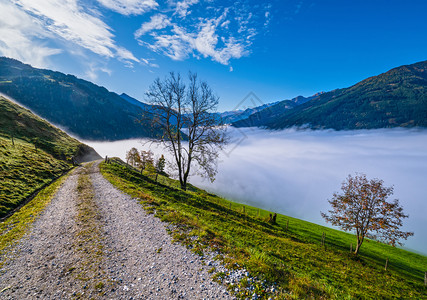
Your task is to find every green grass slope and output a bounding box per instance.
[0,96,100,218]
[234,60,427,130]
[101,159,427,299]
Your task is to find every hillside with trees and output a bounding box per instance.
[233,61,427,130]
[0,57,160,140]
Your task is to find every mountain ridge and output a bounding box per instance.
[0,57,159,141]
[233,60,427,129]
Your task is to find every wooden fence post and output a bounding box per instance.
[424,271,426,286]
[257,208,259,217]
[286,219,289,230]
[243,206,245,214]
[11,135,14,146]
[322,232,326,250]
[385,258,389,271]
[324,233,327,250]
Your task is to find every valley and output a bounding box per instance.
[1,55,427,299]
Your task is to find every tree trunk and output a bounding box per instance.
[354,239,363,255]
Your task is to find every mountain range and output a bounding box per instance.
[0,57,159,141]
[1,56,426,139]
[233,61,427,129]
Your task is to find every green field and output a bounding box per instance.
[0,137,71,218]
[0,96,99,218]
[101,159,427,299]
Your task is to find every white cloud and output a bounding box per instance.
[264,10,271,27]
[191,128,427,254]
[84,63,112,81]
[116,46,139,65]
[134,14,171,38]
[85,128,427,254]
[0,1,61,68]
[147,31,192,61]
[137,8,249,65]
[220,20,230,28]
[140,58,159,68]
[135,2,263,66]
[174,0,199,18]
[2,0,139,68]
[193,19,246,64]
[97,0,158,16]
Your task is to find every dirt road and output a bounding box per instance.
[0,162,231,299]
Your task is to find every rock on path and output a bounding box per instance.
[0,162,231,299]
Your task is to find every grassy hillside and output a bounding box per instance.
[0,96,100,218]
[234,60,427,130]
[0,57,160,140]
[101,159,427,299]
[0,137,70,218]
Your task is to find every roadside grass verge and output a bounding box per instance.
[72,163,106,298]
[0,171,70,267]
[100,158,427,299]
[0,136,71,218]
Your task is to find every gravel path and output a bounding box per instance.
[90,162,230,299]
[0,168,82,299]
[0,162,231,299]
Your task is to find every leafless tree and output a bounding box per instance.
[321,173,414,255]
[144,72,226,190]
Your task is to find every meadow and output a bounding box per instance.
[101,158,427,299]
[0,137,70,218]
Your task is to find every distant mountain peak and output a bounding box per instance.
[233,60,427,130]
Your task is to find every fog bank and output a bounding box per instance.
[86,128,427,254]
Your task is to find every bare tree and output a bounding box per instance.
[321,173,414,255]
[144,72,226,190]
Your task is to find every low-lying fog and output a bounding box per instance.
[86,127,427,254]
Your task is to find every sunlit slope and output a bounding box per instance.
[0,96,100,218]
[0,57,160,140]
[101,158,427,299]
[234,60,427,130]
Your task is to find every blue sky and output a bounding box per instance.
[1,0,427,110]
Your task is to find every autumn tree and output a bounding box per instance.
[140,150,154,170]
[144,72,226,190]
[321,173,414,255]
[126,147,140,167]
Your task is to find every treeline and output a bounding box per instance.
[233,60,427,130]
[126,147,167,181]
